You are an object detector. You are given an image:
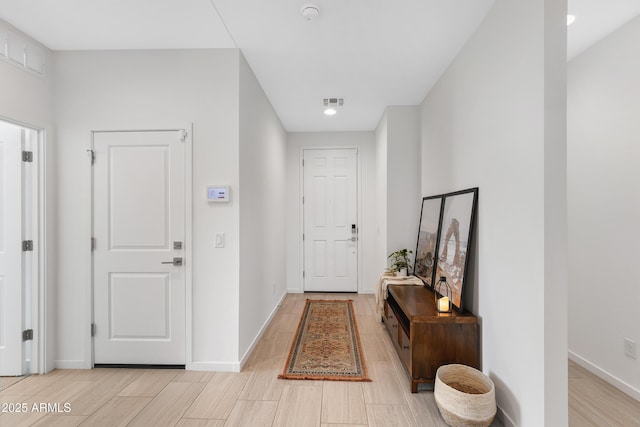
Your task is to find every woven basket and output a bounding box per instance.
[434,364,496,427]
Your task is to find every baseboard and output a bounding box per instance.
[239,290,288,371]
[568,350,640,401]
[54,360,90,370]
[190,361,240,373]
[287,288,303,293]
[496,405,517,427]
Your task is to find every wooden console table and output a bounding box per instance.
[383,284,479,392]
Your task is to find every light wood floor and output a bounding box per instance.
[0,293,634,426]
[568,360,640,426]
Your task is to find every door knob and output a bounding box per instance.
[161,257,183,266]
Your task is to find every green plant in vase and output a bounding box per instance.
[387,249,413,277]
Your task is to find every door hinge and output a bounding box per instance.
[22,240,34,251]
[302,196,304,204]
[179,129,187,142]
[303,270,305,278]
[91,323,96,337]
[91,237,96,251]
[87,149,95,165]
[302,159,304,167]
[302,233,305,241]
[22,151,33,162]
[22,329,34,341]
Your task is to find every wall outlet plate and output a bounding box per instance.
[624,338,637,359]
[214,232,225,248]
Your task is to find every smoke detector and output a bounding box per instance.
[323,98,344,116]
[301,4,320,21]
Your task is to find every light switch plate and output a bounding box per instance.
[624,338,637,359]
[215,232,225,248]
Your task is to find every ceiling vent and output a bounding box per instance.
[323,98,344,116]
[323,98,344,107]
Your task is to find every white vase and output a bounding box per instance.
[396,268,407,277]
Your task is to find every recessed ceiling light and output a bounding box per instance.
[322,97,344,116]
[567,14,576,26]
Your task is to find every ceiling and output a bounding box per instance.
[0,1,638,132]
[567,0,640,59]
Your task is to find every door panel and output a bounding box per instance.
[93,130,185,365]
[109,273,170,339]
[334,241,348,277]
[313,241,327,277]
[303,149,357,292]
[334,176,348,227]
[0,124,24,375]
[313,177,326,226]
[109,146,169,249]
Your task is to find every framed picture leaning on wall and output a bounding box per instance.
[414,195,444,288]
[435,188,478,312]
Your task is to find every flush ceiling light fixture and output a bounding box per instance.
[567,14,576,26]
[301,4,320,21]
[323,98,344,116]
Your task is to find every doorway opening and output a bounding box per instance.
[0,118,43,376]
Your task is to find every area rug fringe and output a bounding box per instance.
[278,299,371,382]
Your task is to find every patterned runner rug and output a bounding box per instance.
[278,299,371,382]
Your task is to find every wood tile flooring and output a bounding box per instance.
[0,293,634,426]
[568,360,640,426]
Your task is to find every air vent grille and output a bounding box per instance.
[323,98,344,107]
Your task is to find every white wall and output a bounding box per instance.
[286,131,377,293]
[375,113,388,271]
[568,15,640,399]
[52,49,242,369]
[542,2,569,424]
[238,53,287,362]
[384,107,421,258]
[0,19,56,373]
[420,1,567,425]
[375,106,421,271]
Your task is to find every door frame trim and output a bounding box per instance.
[0,116,46,374]
[88,125,193,369]
[300,147,362,293]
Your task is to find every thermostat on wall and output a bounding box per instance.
[207,186,229,202]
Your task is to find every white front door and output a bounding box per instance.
[93,130,186,365]
[0,123,25,375]
[303,149,358,292]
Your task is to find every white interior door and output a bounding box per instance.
[303,149,358,292]
[0,123,25,375]
[93,130,186,365]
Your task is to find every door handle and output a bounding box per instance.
[161,257,183,266]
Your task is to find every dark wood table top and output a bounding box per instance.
[388,285,477,324]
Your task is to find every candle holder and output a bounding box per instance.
[435,276,452,313]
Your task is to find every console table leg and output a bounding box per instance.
[411,380,418,393]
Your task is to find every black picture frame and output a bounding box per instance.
[435,188,478,312]
[413,195,444,288]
